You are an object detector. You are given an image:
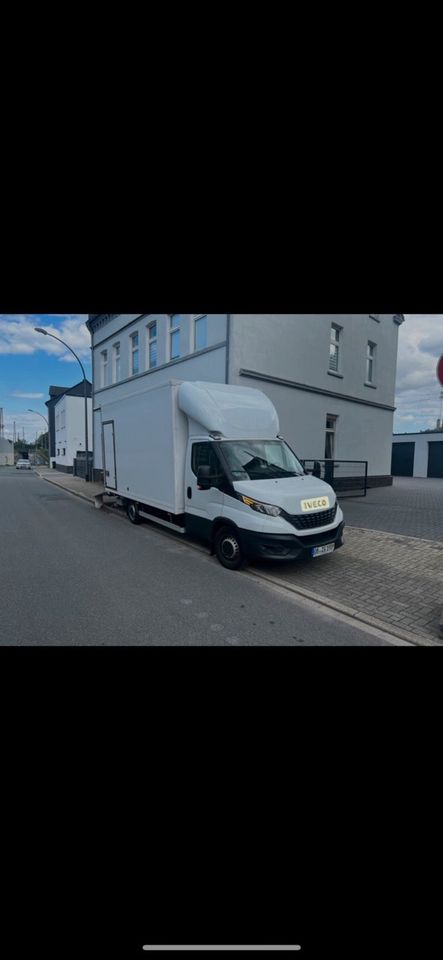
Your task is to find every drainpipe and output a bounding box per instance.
[225,314,231,384]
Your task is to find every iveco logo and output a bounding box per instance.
[301,496,330,513]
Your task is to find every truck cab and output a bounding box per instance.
[184,432,344,569]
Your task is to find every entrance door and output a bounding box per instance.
[102,420,117,489]
[427,441,443,478]
[391,442,415,477]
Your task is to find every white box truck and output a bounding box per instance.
[99,380,345,569]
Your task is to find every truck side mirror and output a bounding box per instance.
[197,465,212,490]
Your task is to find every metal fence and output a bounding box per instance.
[301,460,368,498]
[73,451,93,479]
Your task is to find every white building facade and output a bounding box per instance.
[0,437,14,466]
[87,314,404,485]
[391,431,443,478]
[53,393,93,473]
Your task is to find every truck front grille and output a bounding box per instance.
[287,504,337,530]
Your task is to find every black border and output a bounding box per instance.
[2,646,440,958]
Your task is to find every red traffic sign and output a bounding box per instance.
[438,355,443,387]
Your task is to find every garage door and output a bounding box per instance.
[427,442,443,478]
[391,443,415,476]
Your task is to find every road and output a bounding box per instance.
[0,468,398,645]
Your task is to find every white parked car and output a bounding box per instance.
[16,459,32,470]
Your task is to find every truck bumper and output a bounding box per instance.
[240,521,345,561]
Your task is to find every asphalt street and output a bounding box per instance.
[0,468,395,645]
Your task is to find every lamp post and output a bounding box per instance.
[28,409,50,465]
[35,328,90,481]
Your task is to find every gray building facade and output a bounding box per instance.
[87,314,404,484]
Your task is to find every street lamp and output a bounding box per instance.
[34,327,91,481]
[28,409,50,465]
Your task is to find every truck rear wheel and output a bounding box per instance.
[127,501,142,524]
[214,526,244,571]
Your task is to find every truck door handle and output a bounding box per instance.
[187,487,192,499]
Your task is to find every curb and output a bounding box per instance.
[346,524,443,548]
[36,472,98,505]
[34,471,442,646]
[246,568,441,647]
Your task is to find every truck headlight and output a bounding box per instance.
[240,495,282,517]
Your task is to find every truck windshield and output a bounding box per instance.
[221,440,305,481]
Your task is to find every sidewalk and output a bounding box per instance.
[35,468,443,645]
[35,467,106,504]
[250,525,443,645]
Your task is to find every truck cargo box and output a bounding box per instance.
[99,381,187,515]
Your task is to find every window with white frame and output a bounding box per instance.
[130,332,140,376]
[101,349,108,387]
[147,322,158,369]
[193,315,208,352]
[169,315,181,361]
[325,414,337,459]
[329,324,342,372]
[366,341,376,384]
[112,342,121,383]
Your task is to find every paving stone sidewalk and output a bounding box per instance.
[35,468,443,644]
[251,526,443,643]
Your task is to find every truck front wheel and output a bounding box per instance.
[127,501,142,524]
[214,526,244,571]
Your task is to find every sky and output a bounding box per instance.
[0,315,91,442]
[0,314,442,442]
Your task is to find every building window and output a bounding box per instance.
[329,324,342,373]
[130,332,140,376]
[325,414,337,459]
[62,448,66,456]
[147,322,158,369]
[366,341,376,384]
[169,315,181,361]
[57,448,60,456]
[101,350,108,388]
[112,342,121,383]
[194,315,208,352]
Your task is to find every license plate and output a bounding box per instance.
[311,543,335,557]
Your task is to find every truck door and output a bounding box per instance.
[102,420,117,489]
[185,441,225,540]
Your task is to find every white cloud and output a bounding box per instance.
[1,410,49,443]
[11,392,44,399]
[0,315,90,360]
[394,315,443,432]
